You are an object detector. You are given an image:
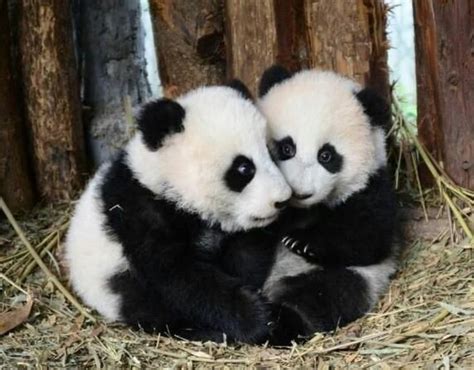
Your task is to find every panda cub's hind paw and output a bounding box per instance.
[281,234,317,261]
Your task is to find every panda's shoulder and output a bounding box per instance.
[340,167,397,216]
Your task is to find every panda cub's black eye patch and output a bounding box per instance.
[318,143,343,173]
[225,155,256,192]
[275,136,296,161]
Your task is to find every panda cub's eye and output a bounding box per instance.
[276,136,296,161]
[318,150,332,163]
[225,155,256,192]
[237,162,255,177]
[317,143,343,174]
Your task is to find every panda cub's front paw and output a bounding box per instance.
[281,234,317,261]
[230,287,272,344]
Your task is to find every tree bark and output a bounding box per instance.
[0,0,34,212]
[273,0,308,72]
[79,0,153,165]
[18,0,86,201]
[149,0,226,98]
[413,0,473,189]
[223,0,390,98]
[302,0,390,100]
[225,0,278,95]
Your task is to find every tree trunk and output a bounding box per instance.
[273,0,308,72]
[223,0,390,98]
[149,0,226,98]
[303,0,390,100]
[0,0,34,212]
[18,0,86,201]
[225,0,278,95]
[79,0,153,165]
[413,0,473,189]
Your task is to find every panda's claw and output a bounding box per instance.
[303,244,309,254]
[281,236,290,246]
[290,240,299,250]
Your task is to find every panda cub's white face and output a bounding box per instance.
[128,86,291,232]
[259,70,387,207]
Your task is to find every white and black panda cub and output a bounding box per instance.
[64,82,292,344]
[258,66,401,344]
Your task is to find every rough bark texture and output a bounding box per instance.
[225,0,278,95]
[303,0,390,99]
[149,0,226,98]
[0,0,34,211]
[273,0,308,72]
[79,0,152,165]
[414,0,473,189]
[18,0,86,202]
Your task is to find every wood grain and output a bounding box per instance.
[225,0,278,95]
[0,0,34,211]
[19,0,86,201]
[414,0,473,189]
[149,0,226,97]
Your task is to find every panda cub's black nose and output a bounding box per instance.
[275,199,290,209]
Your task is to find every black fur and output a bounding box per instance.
[355,88,391,131]
[219,228,279,288]
[280,168,397,267]
[269,268,371,345]
[266,168,399,344]
[224,155,256,193]
[274,136,297,161]
[221,67,400,345]
[102,153,272,344]
[227,79,253,101]
[317,143,343,174]
[259,65,292,97]
[137,99,185,150]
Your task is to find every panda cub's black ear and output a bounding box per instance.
[355,88,391,132]
[259,65,292,97]
[137,98,185,151]
[227,79,253,101]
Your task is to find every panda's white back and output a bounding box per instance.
[65,164,129,320]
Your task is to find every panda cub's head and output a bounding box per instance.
[126,82,291,232]
[258,66,391,208]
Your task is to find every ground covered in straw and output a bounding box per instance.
[1,203,473,368]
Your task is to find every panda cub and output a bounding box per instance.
[258,66,401,343]
[65,82,292,344]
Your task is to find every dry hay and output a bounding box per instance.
[1,97,473,368]
[1,199,473,368]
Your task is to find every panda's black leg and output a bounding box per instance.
[110,262,272,344]
[268,268,372,344]
[109,270,181,334]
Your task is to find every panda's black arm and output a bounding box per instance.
[283,169,399,267]
[218,229,279,289]
[121,235,272,344]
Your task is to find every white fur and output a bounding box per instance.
[260,69,394,314]
[65,86,291,320]
[64,165,129,320]
[263,243,318,299]
[259,70,386,207]
[349,259,397,307]
[128,86,291,232]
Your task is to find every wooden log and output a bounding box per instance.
[225,0,278,95]
[80,0,153,165]
[18,0,86,201]
[413,0,473,189]
[0,0,34,212]
[149,0,226,97]
[273,0,308,72]
[225,0,390,98]
[303,0,390,100]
